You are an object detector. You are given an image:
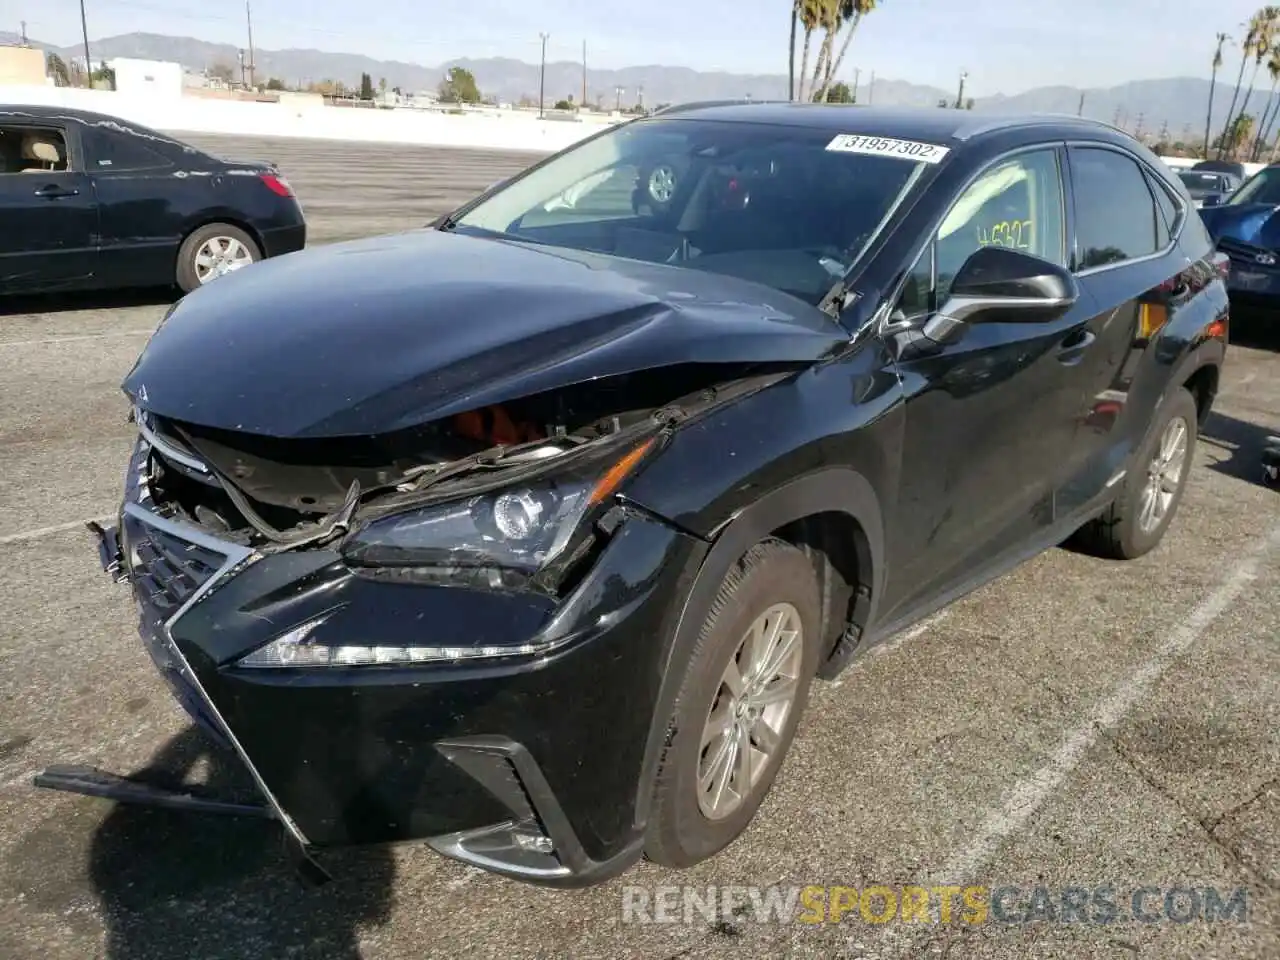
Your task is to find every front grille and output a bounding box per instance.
[122,511,229,616]
[1217,236,1277,263]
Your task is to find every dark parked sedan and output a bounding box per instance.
[38,104,1229,889]
[0,105,306,295]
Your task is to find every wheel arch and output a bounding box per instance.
[632,466,885,831]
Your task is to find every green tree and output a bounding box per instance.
[819,81,853,102]
[91,65,116,90]
[45,52,70,87]
[1205,32,1231,156]
[378,76,387,95]
[265,77,286,91]
[1225,112,1256,156]
[208,62,236,84]
[438,67,481,103]
[553,98,574,110]
[360,72,374,99]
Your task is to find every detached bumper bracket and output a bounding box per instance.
[32,764,274,819]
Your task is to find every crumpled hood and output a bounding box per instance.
[124,229,843,438]
[1199,203,1280,248]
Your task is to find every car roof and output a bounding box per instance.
[0,103,131,126]
[645,101,1131,146]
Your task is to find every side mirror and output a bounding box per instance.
[923,246,1078,343]
[1201,194,1223,208]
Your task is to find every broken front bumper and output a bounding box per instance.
[35,445,704,887]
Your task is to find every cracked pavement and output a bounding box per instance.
[0,134,1277,960]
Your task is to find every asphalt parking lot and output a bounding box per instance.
[0,133,1278,960]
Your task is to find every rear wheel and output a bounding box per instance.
[176,223,261,293]
[644,539,822,868]
[1072,386,1198,559]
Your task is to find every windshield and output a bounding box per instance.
[1227,167,1280,205]
[451,117,930,305]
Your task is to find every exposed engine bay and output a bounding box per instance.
[134,362,798,571]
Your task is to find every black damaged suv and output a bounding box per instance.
[43,104,1228,888]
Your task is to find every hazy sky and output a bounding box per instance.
[8,0,1270,94]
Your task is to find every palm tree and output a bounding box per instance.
[1205,32,1231,156]
[1250,45,1280,158]
[795,0,825,103]
[1229,7,1280,153]
[814,0,880,104]
[789,2,799,100]
[1219,14,1262,158]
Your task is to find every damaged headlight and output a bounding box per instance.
[235,437,658,670]
[340,436,657,574]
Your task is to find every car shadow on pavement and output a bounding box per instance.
[87,726,394,960]
[0,288,178,317]
[1200,410,1277,485]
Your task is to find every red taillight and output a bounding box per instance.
[259,172,293,197]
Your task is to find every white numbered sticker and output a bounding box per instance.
[826,134,951,164]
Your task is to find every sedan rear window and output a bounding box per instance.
[452,118,933,305]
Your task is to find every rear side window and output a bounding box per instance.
[87,128,172,172]
[1148,173,1180,248]
[1070,147,1161,270]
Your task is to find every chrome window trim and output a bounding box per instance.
[876,140,1069,338]
[1065,140,1187,278]
[121,501,311,847]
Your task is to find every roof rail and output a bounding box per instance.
[956,112,1128,140]
[649,99,791,116]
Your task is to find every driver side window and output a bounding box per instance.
[893,148,1066,321]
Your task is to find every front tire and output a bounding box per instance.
[644,539,822,868]
[176,223,261,293]
[1072,386,1198,559]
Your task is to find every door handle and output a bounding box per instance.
[34,184,79,199]
[1056,329,1096,365]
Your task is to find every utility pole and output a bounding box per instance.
[1134,111,1145,139]
[19,20,27,45]
[538,33,549,118]
[637,84,644,112]
[246,1,256,89]
[867,70,875,105]
[852,66,860,103]
[955,71,967,109]
[1077,91,1085,116]
[615,85,624,112]
[238,49,246,88]
[79,0,92,88]
[581,40,587,109]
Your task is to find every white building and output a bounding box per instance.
[109,58,184,98]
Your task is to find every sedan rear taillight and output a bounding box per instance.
[259,172,294,197]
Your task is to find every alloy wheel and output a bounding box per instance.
[1138,415,1189,534]
[696,602,804,820]
[194,236,254,284]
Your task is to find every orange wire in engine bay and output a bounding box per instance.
[452,405,547,446]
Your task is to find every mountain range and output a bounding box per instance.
[2,31,1271,143]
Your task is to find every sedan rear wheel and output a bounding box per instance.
[176,223,262,293]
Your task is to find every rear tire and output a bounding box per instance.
[1071,386,1198,559]
[644,538,822,868]
[176,223,261,293]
